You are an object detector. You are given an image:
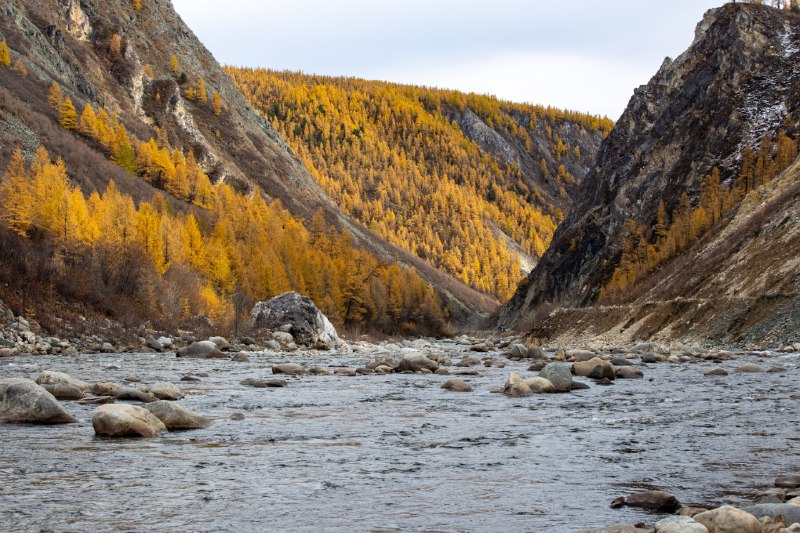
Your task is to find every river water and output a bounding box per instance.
[0,342,798,532]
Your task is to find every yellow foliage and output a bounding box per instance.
[59,97,78,130]
[0,39,9,67]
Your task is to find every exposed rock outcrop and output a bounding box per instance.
[251,292,341,349]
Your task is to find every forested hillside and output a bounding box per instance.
[0,0,452,337]
[228,69,612,298]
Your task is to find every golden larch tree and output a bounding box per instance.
[59,97,78,130]
[0,39,10,67]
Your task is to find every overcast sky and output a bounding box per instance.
[172,0,724,119]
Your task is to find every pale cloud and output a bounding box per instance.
[173,0,724,118]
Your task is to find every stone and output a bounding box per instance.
[77,396,114,405]
[573,357,615,379]
[434,368,451,375]
[147,382,183,401]
[92,404,167,438]
[92,382,121,396]
[250,292,341,349]
[554,347,567,361]
[115,386,154,403]
[177,341,226,359]
[610,357,635,367]
[569,349,596,362]
[180,375,201,382]
[398,353,439,373]
[693,506,761,533]
[100,342,116,353]
[705,368,729,377]
[527,360,548,371]
[263,340,281,351]
[741,503,800,526]
[503,373,532,397]
[735,364,765,373]
[576,526,638,533]
[625,490,681,512]
[470,343,490,352]
[654,515,708,533]
[442,378,472,392]
[145,401,212,430]
[146,336,164,352]
[309,367,330,376]
[526,377,556,393]
[0,379,78,424]
[333,368,357,376]
[272,331,294,345]
[230,412,245,421]
[776,475,800,488]
[615,366,644,379]
[124,376,141,383]
[40,383,84,400]
[231,352,250,362]
[271,363,306,376]
[208,336,231,351]
[539,362,573,392]
[510,344,529,358]
[455,356,482,367]
[156,336,174,349]
[571,381,591,390]
[366,354,400,371]
[35,370,90,392]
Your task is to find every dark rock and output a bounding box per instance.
[775,474,800,488]
[397,353,439,373]
[610,496,625,509]
[625,490,681,512]
[442,378,472,392]
[704,368,729,377]
[527,360,548,372]
[115,386,155,403]
[230,412,245,421]
[40,383,84,400]
[615,366,644,379]
[181,375,201,382]
[571,381,590,390]
[271,363,305,376]
[250,292,341,349]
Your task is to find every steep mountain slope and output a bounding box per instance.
[228,70,611,299]
[0,0,499,327]
[498,3,800,345]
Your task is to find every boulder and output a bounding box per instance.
[539,362,573,392]
[576,526,638,533]
[366,354,399,371]
[231,352,250,362]
[569,349,596,362]
[741,503,800,526]
[615,366,644,379]
[100,342,116,353]
[271,363,306,376]
[776,475,800,488]
[442,378,472,392]
[705,368,729,377]
[272,331,294,346]
[250,292,341,349]
[145,401,212,430]
[115,386,155,403]
[527,360,548,371]
[734,364,765,373]
[573,357,615,380]
[625,490,681,512]
[654,516,708,533]
[240,378,287,388]
[509,344,529,358]
[470,343,490,352]
[208,336,231,351]
[92,404,166,437]
[263,340,281,351]
[610,357,635,367]
[455,356,482,367]
[554,347,567,361]
[0,379,78,424]
[333,368,357,376]
[177,341,226,359]
[156,336,174,349]
[40,383,85,400]
[147,382,183,401]
[92,382,121,396]
[145,336,164,351]
[397,353,439,373]
[35,370,90,392]
[693,506,761,533]
[571,381,591,390]
[503,373,532,397]
[526,377,556,393]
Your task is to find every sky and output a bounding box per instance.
[172,0,724,120]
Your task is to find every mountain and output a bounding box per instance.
[498,3,800,347]
[227,70,611,300]
[0,0,484,334]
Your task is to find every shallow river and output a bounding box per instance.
[0,342,798,532]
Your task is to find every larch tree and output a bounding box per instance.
[0,38,10,67]
[59,97,78,130]
[212,90,223,116]
[48,83,63,110]
[197,78,208,103]
[169,54,179,76]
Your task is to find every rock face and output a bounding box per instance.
[0,379,78,424]
[497,4,800,345]
[251,292,341,349]
[145,401,211,430]
[92,404,167,438]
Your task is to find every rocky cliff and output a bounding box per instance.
[498,3,800,346]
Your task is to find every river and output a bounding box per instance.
[0,342,798,532]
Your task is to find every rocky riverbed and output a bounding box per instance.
[1,338,799,532]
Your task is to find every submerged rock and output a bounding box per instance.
[398,353,439,373]
[271,363,306,376]
[92,404,166,437]
[539,362,573,392]
[147,382,183,401]
[145,401,211,430]
[0,379,78,424]
[35,370,90,392]
[177,341,226,359]
[734,364,765,373]
[40,383,85,400]
[442,378,472,392]
[704,368,729,377]
[250,292,341,349]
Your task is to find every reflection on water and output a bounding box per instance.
[0,346,798,532]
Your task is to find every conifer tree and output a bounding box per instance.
[212,90,222,116]
[48,83,63,110]
[0,38,10,67]
[59,97,78,130]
